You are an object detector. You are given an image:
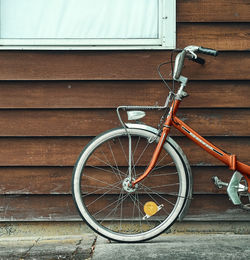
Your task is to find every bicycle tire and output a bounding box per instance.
[72,127,188,242]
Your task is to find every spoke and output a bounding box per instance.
[99,191,128,224]
[132,136,141,158]
[132,136,141,178]
[82,180,122,198]
[148,183,179,189]
[87,165,126,177]
[152,162,175,171]
[137,188,184,199]
[99,146,123,182]
[141,143,170,175]
[131,192,136,227]
[130,138,137,179]
[130,140,151,174]
[129,193,151,228]
[140,183,176,207]
[130,193,161,226]
[82,174,121,188]
[128,194,142,232]
[150,171,178,177]
[92,154,126,178]
[135,192,142,230]
[154,151,169,168]
[138,183,187,199]
[129,193,144,216]
[82,185,121,191]
[93,192,129,219]
[107,141,123,182]
[118,137,129,164]
[110,190,126,224]
[86,182,122,208]
[119,190,125,232]
[136,193,143,228]
[139,185,171,216]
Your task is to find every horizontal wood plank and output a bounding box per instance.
[0,81,249,109]
[0,137,248,166]
[0,166,234,195]
[0,52,249,80]
[177,0,250,22]
[0,109,248,137]
[177,23,250,50]
[0,167,71,195]
[0,194,248,221]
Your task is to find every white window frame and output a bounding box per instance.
[0,0,176,50]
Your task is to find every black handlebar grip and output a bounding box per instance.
[198,47,218,57]
[191,56,205,65]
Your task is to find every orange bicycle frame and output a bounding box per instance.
[132,99,250,192]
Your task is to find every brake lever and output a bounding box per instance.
[187,50,197,59]
[186,53,205,65]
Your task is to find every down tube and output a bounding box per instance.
[172,116,233,168]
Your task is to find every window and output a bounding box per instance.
[0,0,176,50]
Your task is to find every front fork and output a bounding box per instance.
[132,79,188,185]
[132,126,171,186]
[132,99,181,186]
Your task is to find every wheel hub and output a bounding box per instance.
[122,177,138,193]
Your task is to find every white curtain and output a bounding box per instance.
[1,0,158,39]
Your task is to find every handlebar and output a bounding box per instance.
[173,45,218,80]
[198,46,218,57]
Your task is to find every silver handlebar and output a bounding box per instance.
[173,45,218,81]
[173,46,199,80]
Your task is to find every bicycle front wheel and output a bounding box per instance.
[72,127,188,242]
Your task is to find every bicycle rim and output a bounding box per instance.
[72,128,187,242]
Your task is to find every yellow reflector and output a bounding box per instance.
[144,201,158,216]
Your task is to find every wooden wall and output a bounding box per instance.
[0,0,249,222]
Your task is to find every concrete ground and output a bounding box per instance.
[0,222,249,259]
[0,234,96,260]
[0,233,250,259]
[92,234,250,260]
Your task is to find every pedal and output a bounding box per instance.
[227,171,247,205]
[212,176,228,189]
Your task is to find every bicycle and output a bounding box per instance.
[72,45,250,242]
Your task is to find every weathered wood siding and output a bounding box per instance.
[0,0,249,222]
